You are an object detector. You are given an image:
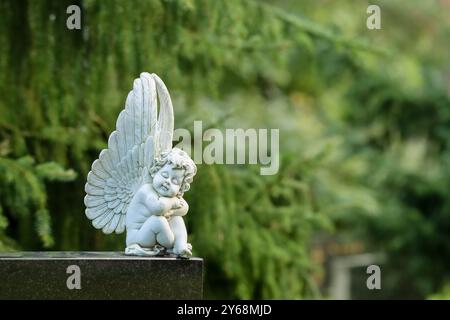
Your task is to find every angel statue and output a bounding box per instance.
[84,72,197,258]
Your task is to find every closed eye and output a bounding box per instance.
[161,172,169,178]
[172,179,180,185]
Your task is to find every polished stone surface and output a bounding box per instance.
[0,252,203,299]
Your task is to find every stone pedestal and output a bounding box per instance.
[0,252,203,299]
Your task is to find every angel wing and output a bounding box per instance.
[84,72,174,234]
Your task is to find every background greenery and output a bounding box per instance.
[0,0,449,299]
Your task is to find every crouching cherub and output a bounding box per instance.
[84,72,197,257]
[125,148,196,257]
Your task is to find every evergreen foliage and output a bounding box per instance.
[1,0,449,298]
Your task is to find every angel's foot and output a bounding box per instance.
[125,243,161,256]
[170,243,192,258]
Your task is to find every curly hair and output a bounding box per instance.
[150,148,197,198]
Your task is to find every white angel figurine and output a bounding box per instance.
[84,72,197,258]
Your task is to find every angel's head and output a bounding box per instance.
[150,148,197,198]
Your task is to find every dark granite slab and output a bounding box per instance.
[0,252,203,300]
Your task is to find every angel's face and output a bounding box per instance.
[152,163,185,197]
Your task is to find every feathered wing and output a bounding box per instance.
[84,72,174,234]
[152,73,174,155]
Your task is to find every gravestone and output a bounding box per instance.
[0,252,203,299]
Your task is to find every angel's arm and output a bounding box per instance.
[143,193,180,216]
[143,193,168,216]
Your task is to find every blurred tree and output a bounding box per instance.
[289,0,450,298]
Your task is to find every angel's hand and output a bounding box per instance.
[164,210,173,218]
[171,198,183,210]
[170,198,189,216]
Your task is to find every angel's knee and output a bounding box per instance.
[146,215,169,233]
[149,216,174,247]
[126,216,173,248]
